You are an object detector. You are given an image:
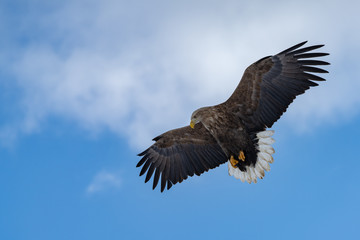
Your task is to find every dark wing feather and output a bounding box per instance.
[137,123,227,192]
[226,41,329,131]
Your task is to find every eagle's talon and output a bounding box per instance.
[230,155,239,168]
[239,151,245,161]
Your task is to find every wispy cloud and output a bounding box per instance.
[0,0,359,149]
[86,170,121,195]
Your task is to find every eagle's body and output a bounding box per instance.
[137,41,329,192]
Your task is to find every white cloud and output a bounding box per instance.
[1,0,360,149]
[86,170,121,194]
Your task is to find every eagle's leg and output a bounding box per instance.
[239,151,245,161]
[230,155,239,168]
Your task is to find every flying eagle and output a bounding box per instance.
[137,41,329,192]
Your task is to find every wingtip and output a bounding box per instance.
[297,40,309,46]
[136,155,148,168]
[167,180,173,190]
[319,60,331,65]
[278,41,308,55]
[137,149,147,156]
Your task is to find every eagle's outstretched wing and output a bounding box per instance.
[137,123,227,192]
[226,41,329,131]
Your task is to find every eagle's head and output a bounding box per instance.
[190,107,211,129]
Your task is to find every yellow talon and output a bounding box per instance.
[239,151,245,161]
[230,155,239,168]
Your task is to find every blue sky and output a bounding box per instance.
[0,0,359,239]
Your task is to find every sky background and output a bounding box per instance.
[0,0,359,239]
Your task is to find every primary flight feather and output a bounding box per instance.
[137,41,329,192]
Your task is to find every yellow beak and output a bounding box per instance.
[190,120,195,129]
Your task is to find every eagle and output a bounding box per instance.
[137,41,329,192]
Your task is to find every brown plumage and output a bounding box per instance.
[137,41,329,192]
